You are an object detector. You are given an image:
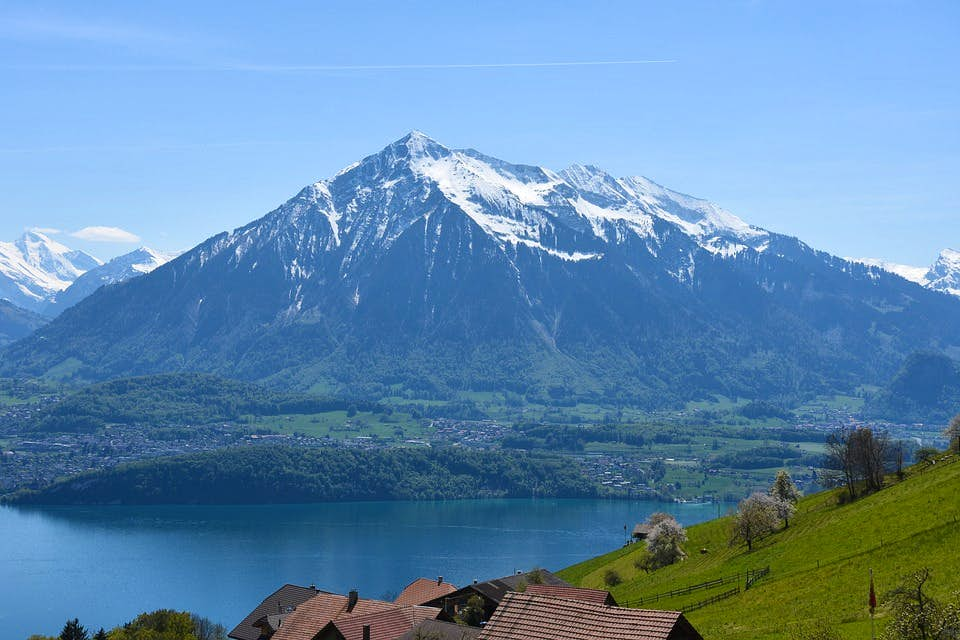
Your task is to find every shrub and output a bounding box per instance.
[604,569,623,587]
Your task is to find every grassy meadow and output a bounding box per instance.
[559,453,960,639]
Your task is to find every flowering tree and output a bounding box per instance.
[645,516,688,569]
[882,568,960,640]
[730,492,782,551]
[770,469,801,527]
[945,414,960,454]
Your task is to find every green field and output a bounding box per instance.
[559,453,960,639]
[249,409,427,440]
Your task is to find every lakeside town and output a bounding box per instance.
[1,390,945,501]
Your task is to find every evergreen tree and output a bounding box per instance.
[59,619,88,640]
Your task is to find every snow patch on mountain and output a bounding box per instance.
[192,132,921,299]
[850,250,960,297]
[851,257,929,284]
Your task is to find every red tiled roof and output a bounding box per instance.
[427,570,570,608]
[395,578,458,606]
[271,592,398,640]
[396,620,481,640]
[476,592,701,640]
[325,605,441,640]
[228,584,321,640]
[524,584,617,606]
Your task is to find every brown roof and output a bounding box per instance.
[523,584,618,606]
[228,584,321,640]
[476,592,703,640]
[396,620,482,640]
[395,578,458,606]
[633,524,653,538]
[322,605,442,640]
[271,592,398,640]
[429,570,570,608]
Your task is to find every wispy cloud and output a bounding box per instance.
[70,226,141,243]
[29,226,62,235]
[0,12,183,48]
[1,59,677,73]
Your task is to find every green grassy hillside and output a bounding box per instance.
[559,453,960,639]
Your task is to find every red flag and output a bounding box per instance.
[869,569,877,613]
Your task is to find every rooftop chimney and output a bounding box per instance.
[437,576,443,585]
[348,590,359,612]
[362,624,371,640]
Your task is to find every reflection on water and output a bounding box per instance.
[0,499,727,639]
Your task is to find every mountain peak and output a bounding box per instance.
[939,248,960,263]
[17,229,72,255]
[389,130,450,160]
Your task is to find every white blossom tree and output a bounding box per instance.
[645,516,688,569]
[770,469,801,527]
[730,492,782,551]
[944,414,960,455]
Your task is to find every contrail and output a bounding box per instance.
[233,59,677,72]
[1,59,676,72]
[0,140,317,154]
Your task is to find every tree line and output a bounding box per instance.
[4,445,602,505]
[28,610,226,640]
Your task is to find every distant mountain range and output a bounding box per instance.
[852,249,960,298]
[0,231,101,312]
[0,231,172,316]
[46,246,171,314]
[3,132,959,407]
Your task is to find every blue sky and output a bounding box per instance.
[0,1,957,265]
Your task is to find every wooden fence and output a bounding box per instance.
[625,566,769,608]
[683,587,741,613]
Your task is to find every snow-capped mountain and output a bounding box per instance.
[924,249,960,297]
[0,231,101,313]
[5,133,960,405]
[851,249,960,297]
[47,247,173,314]
[266,132,769,272]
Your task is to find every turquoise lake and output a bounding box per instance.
[0,499,726,639]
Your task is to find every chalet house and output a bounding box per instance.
[394,577,458,606]
[231,577,700,640]
[229,584,323,640]
[422,569,570,624]
[395,620,481,640]
[312,605,442,640]
[476,592,704,640]
[523,584,618,606]
[632,523,653,540]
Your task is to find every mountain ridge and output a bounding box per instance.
[851,248,960,297]
[3,132,959,406]
[46,246,173,315]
